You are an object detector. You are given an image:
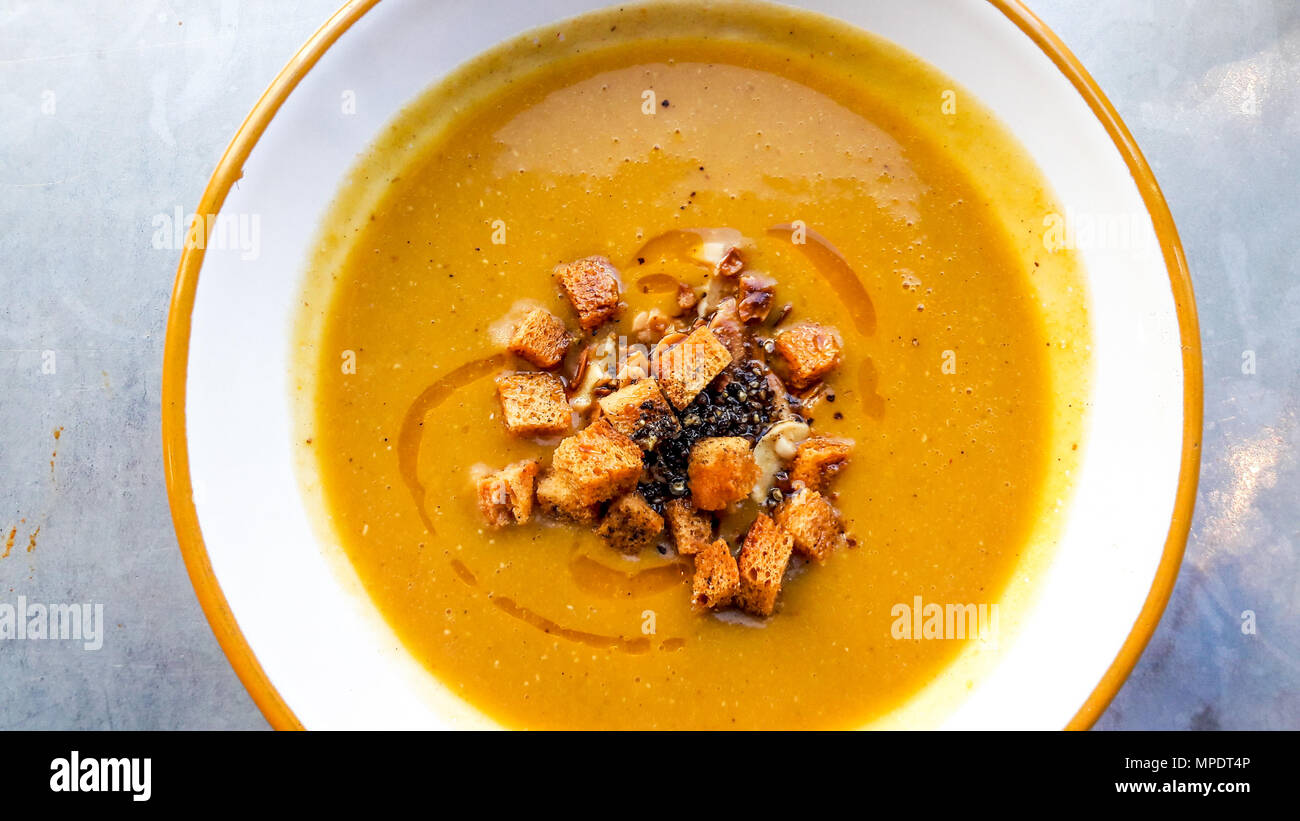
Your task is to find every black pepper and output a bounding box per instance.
[637,360,787,511]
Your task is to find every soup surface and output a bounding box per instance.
[295,1,1089,728]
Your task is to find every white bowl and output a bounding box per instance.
[163,0,1202,729]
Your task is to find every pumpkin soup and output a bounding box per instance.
[293,1,1090,729]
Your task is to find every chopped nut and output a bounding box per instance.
[707,297,747,362]
[567,347,591,394]
[676,282,699,314]
[631,308,676,344]
[691,229,747,271]
[567,333,616,413]
[696,273,730,317]
[651,329,688,362]
[766,372,795,422]
[792,382,830,414]
[615,345,651,387]
[737,273,776,323]
[770,302,794,328]
[717,246,744,277]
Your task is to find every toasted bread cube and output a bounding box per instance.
[655,326,732,409]
[597,378,680,450]
[508,308,572,369]
[550,417,643,505]
[692,539,740,609]
[774,488,846,562]
[688,436,759,511]
[533,470,568,512]
[475,459,540,528]
[497,372,570,437]
[597,492,664,555]
[790,437,853,492]
[555,256,622,331]
[477,477,514,528]
[736,514,795,616]
[773,323,842,389]
[664,498,713,556]
[534,470,600,524]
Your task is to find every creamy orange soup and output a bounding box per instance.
[294,1,1089,728]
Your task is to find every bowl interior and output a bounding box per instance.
[172,0,1192,729]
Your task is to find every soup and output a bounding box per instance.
[294,1,1090,729]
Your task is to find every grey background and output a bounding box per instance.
[0,0,1294,730]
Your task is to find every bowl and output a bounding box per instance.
[163,0,1201,729]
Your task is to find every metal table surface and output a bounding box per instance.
[0,0,1295,729]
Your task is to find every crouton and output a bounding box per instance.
[736,514,795,616]
[655,326,732,409]
[475,459,540,528]
[790,437,853,492]
[774,488,846,562]
[773,323,842,388]
[555,256,622,331]
[497,372,571,437]
[534,469,600,524]
[508,308,571,369]
[550,417,643,505]
[688,436,759,511]
[597,378,680,450]
[597,492,664,555]
[665,498,713,556]
[691,539,740,609]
